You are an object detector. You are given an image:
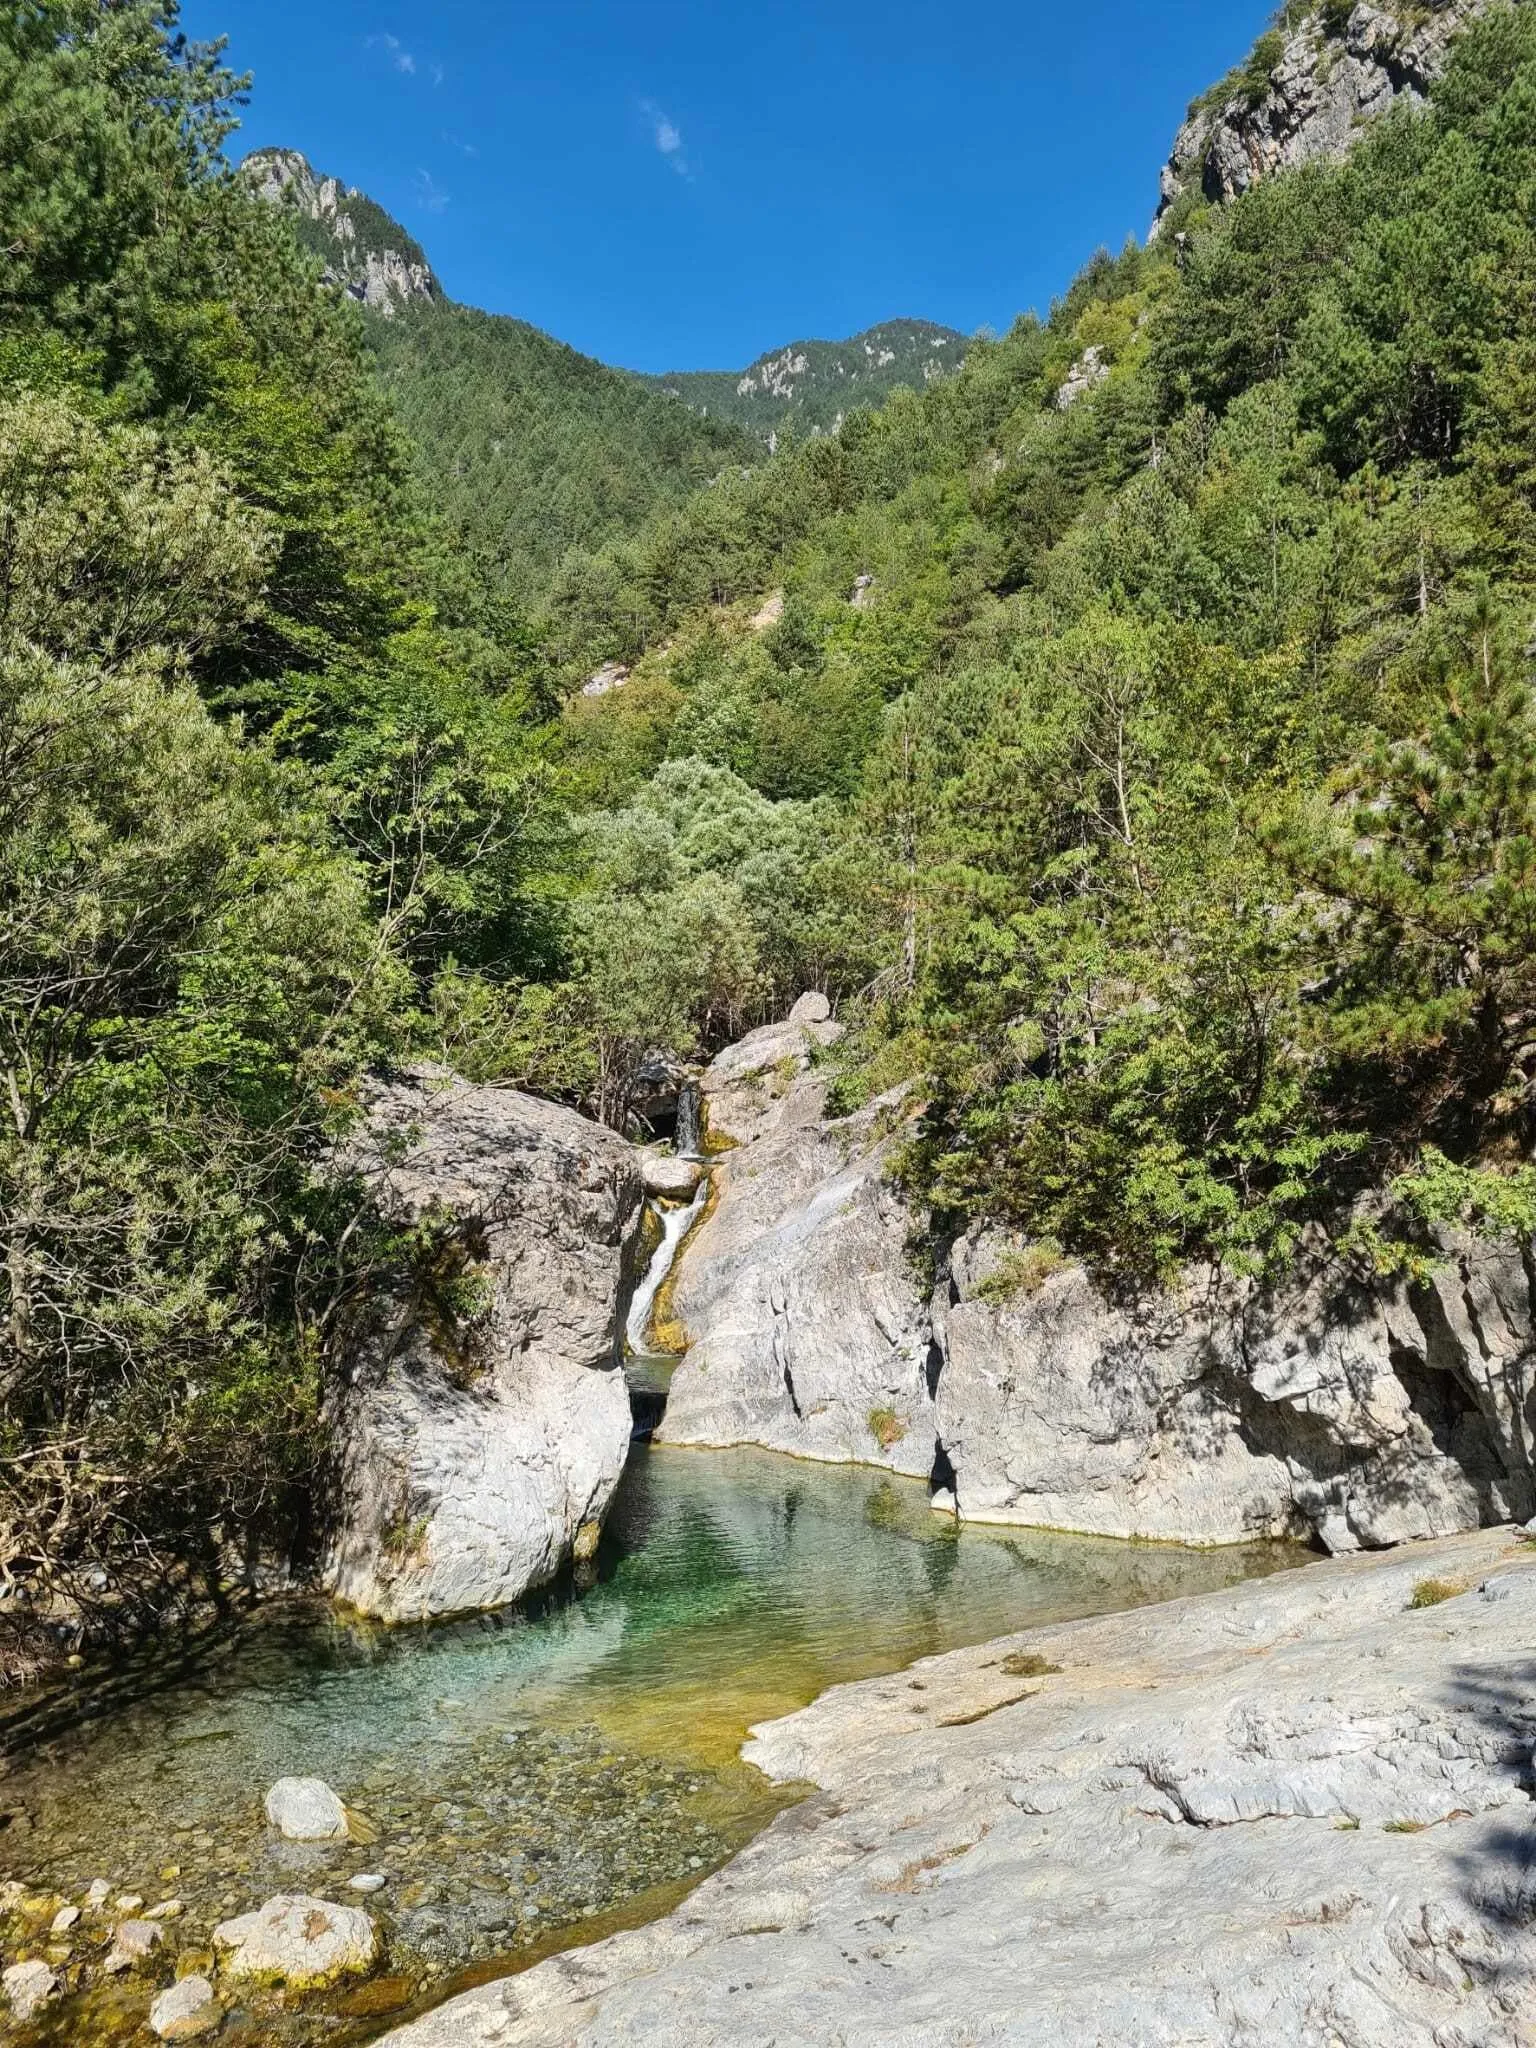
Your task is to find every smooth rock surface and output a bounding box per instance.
[149,1974,221,2040]
[638,1151,706,1200]
[2,1960,57,2020]
[324,1070,643,1622]
[1155,2,1491,228]
[382,1529,1536,2047]
[264,1775,348,1841]
[214,1893,377,1987]
[656,1016,938,1479]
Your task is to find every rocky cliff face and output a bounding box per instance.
[244,148,437,316]
[653,996,940,1479]
[1155,2,1491,230]
[648,1015,1536,1555]
[323,1071,644,1622]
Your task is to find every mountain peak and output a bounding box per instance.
[1154,0,1488,232]
[242,146,437,316]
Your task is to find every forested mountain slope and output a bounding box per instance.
[543,1,1536,1288]
[365,302,758,600]
[642,319,969,444]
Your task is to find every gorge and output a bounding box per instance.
[8,2,1536,2045]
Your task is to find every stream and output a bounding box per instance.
[0,1431,1306,2046]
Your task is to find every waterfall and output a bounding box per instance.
[626,1181,709,1356]
[675,1078,702,1160]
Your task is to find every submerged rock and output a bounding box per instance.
[103,1918,163,1972]
[324,1069,644,1622]
[265,1776,348,1841]
[377,1530,1536,2048]
[2,1959,57,2020]
[214,1892,376,1987]
[149,1974,220,2040]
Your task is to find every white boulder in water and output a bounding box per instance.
[264,1776,348,1841]
[149,1974,221,2039]
[214,1893,376,1987]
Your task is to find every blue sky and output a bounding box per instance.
[181,0,1272,374]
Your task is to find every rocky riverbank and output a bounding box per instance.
[384,1525,1536,2047]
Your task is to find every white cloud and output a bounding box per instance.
[369,32,417,75]
[443,131,478,158]
[430,62,445,87]
[640,100,690,177]
[415,168,449,213]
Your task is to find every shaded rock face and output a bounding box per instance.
[1154,2,1490,230]
[244,147,437,315]
[655,1009,940,1480]
[937,1222,1536,1551]
[323,1071,643,1622]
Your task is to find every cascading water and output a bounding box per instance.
[626,1180,709,1355]
[674,1078,703,1159]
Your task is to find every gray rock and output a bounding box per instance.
[103,1918,163,1973]
[1055,344,1108,409]
[938,1219,1532,1552]
[1154,3,1492,231]
[243,148,436,314]
[323,1070,644,1622]
[213,1893,376,1987]
[149,1975,221,2041]
[2,1960,57,2020]
[656,1020,937,1479]
[639,1151,706,1200]
[379,1530,1536,2048]
[264,1776,348,1841]
[349,1872,388,1894]
[49,1903,79,1934]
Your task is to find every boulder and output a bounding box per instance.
[656,1016,938,1479]
[213,1893,376,1988]
[264,1776,348,1841]
[639,1151,706,1200]
[323,1070,643,1622]
[149,1975,221,2040]
[2,1960,57,2020]
[103,1918,163,1973]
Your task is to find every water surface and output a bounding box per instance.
[0,1444,1306,2043]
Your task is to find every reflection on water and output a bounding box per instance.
[0,1445,1308,2045]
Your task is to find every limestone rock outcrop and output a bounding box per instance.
[380,1529,1536,2048]
[936,1221,1535,1551]
[322,1070,643,1623]
[1154,3,1490,230]
[244,148,438,315]
[654,1001,940,1479]
[649,1009,1536,1553]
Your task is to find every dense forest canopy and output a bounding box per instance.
[5,0,1536,1653]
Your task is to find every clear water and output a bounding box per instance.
[0,1445,1307,2044]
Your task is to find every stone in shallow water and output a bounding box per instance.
[2,1960,57,2019]
[149,1974,221,2039]
[214,1893,376,1986]
[104,1918,164,1973]
[49,1903,80,1934]
[349,1872,388,1893]
[264,1775,349,1840]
